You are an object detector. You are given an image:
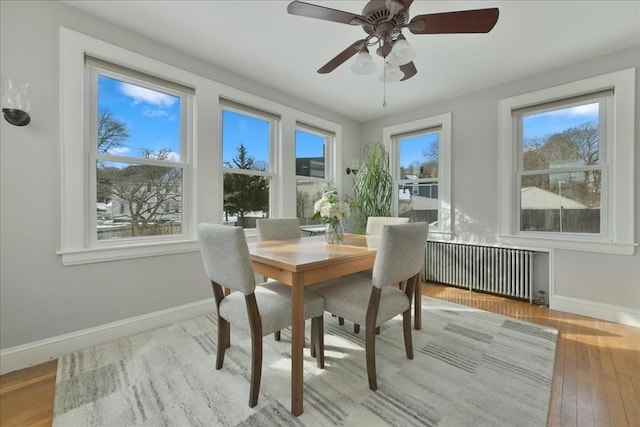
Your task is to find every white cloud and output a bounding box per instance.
[108,146,130,156]
[142,107,170,118]
[119,83,177,108]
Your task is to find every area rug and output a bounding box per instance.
[53,297,558,426]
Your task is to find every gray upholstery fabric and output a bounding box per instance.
[314,222,429,325]
[256,218,301,241]
[219,282,325,336]
[313,274,410,326]
[365,216,410,236]
[198,223,256,295]
[372,222,428,289]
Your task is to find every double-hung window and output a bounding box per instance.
[87,58,191,243]
[499,69,635,254]
[384,113,452,238]
[295,124,334,224]
[60,28,198,265]
[221,101,277,229]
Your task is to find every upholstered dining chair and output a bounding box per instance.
[197,223,325,408]
[313,222,428,391]
[345,216,410,334]
[256,217,301,241]
[256,218,302,341]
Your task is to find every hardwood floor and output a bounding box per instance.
[1,282,639,426]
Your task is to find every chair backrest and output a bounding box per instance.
[256,218,301,241]
[198,223,256,294]
[365,216,410,236]
[372,222,428,289]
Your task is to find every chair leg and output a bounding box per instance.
[365,323,377,391]
[216,318,229,370]
[312,316,324,369]
[310,321,316,358]
[274,331,281,341]
[354,323,360,334]
[338,316,344,325]
[248,330,263,408]
[403,309,414,360]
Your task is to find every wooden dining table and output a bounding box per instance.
[247,233,422,416]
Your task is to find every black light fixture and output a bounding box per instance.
[346,167,359,175]
[1,78,31,126]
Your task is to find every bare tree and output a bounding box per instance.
[98,110,129,153]
[101,149,182,236]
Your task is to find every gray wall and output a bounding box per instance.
[0,1,360,350]
[361,45,640,312]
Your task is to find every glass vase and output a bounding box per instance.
[325,220,345,244]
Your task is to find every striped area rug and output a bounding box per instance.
[53,296,558,426]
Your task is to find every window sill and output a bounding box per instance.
[58,239,200,266]
[497,234,636,255]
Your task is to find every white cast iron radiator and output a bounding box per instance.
[425,242,535,303]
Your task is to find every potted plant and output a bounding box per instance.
[352,143,393,234]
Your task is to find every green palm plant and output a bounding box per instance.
[352,143,393,234]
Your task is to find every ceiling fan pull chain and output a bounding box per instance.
[383,61,387,108]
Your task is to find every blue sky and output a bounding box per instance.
[98,75,181,160]
[99,75,598,168]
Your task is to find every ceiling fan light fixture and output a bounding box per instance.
[379,64,404,83]
[350,50,377,75]
[387,38,415,66]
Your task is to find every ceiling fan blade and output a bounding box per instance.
[400,62,417,81]
[408,8,499,34]
[318,40,366,74]
[287,1,366,25]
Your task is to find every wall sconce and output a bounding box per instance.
[346,159,360,175]
[1,78,31,126]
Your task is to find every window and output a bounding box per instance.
[221,101,277,229]
[88,60,190,243]
[516,94,607,235]
[295,125,334,224]
[60,27,199,265]
[499,69,635,254]
[384,113,452,238]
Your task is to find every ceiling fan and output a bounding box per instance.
[287,0,499,82]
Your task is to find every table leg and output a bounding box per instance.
[291,276,304,416]
[414,273,421,330]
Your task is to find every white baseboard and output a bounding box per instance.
[550,295,640,328]
[0,298,215,375]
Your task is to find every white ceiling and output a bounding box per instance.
[62,1,640,123]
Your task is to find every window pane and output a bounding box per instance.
[295,129,326,178]
[223,172,270,228]
[522,103,600,171]
[399,132,439,179]
[398,182,438,224]
[222,109,270,171]
[97,75,181,160]
[520,171,601,233]
[96,161,182,240]
[296,180,325,225]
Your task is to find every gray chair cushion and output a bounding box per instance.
[313,274,410,326]
[220,282,325,336]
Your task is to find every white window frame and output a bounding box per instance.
[383,112,452,239]
[59,28,343,264]
[498,68,636,255]
[220,101,278,231]
[86,61,192,247]
[59,28,202,265]
[294,123,334,183]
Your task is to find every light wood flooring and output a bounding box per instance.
[1,282,639,426]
